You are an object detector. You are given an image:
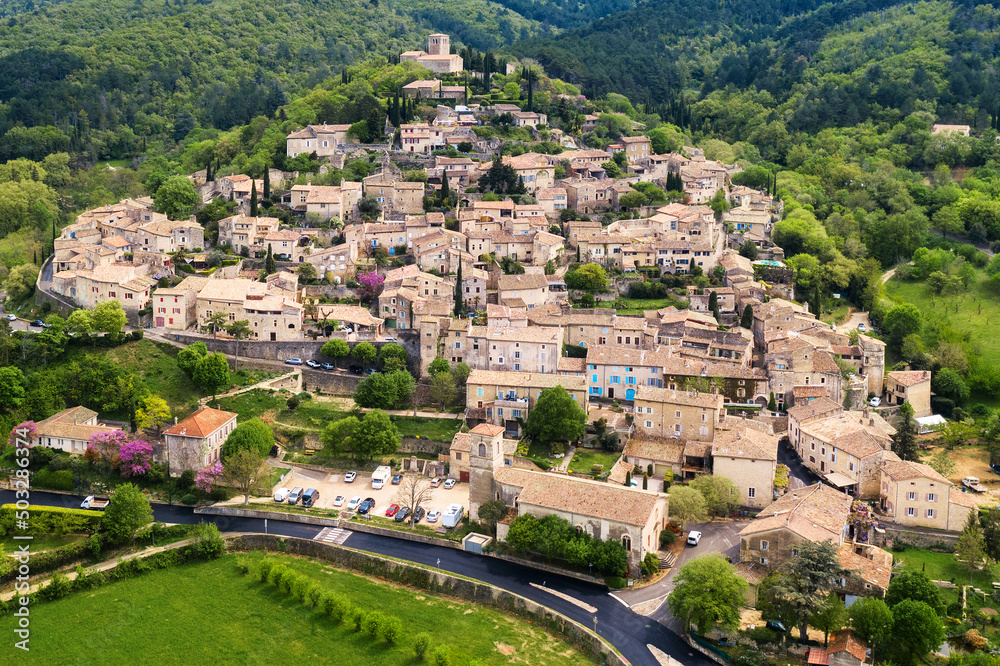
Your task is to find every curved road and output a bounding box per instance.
[3,490,711,666]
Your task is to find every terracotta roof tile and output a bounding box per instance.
[164,407,237,438]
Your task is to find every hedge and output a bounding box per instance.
[0,504,102,537]
[0,539,91,585]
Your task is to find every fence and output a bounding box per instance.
[690,634,730,663]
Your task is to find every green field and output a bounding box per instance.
[885,270,1000,368]
[568,448,622,475]
[18,553,592,666]
[892,548,1000,611]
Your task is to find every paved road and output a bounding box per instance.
[2,490,713,666]
[777,439,817,491]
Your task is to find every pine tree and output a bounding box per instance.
[263,165,270,200]
[250,180,258,217]
[265,243,275,274]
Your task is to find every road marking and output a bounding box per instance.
[630,593,669,617]
[722,537,732,548]
[608,593,632,608]
[529,583,598,613]
[314,527,350,545]
[647,643,684,665]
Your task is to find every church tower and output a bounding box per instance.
[427,34,449,56]
[467,423,504,519]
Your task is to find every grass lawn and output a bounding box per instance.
[214,389,289,422]
[390,416,462,443]
[19,553,592,665]
[610,297,679,315]
[568,447,621,475]
[892,548,1000,609]
[0,532,86,552]
[819,303,850,326]
[886,270,1000,368]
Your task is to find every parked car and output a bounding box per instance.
[430,477,442,488]
[80,495,109,510]
[29,319,47,328]
[344,471,357,483]
[443,478,456,489]
[394,507,411,523]
[412,506,426,523]
[284,358,303,366]
[5,314,15,321]
[346,496,362,511]
[427,510,441,523]
[366,368,377,375]
[305,359,321,368]
[686,531,702,546]
[385,504,400,517]
[349,365,364,375]
[358,497,376,514]
[765,621,786,633]
[391,474,402,485]
[333,495,346,507]
[385,337,397,343]
[287,486,304,505]
[857,323,866,332]
[320,362,335,370]
[273,488,290,502]
[301,488,319,507]
[869,396,881,407]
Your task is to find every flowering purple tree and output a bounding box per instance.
[119,439,154,477]
[356,271,384,303]
[86,430,129,468]
[8,421,37,448]
[849,500,877,544]
[195,461,224,493]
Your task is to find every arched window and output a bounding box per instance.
[478,443,486,457]
[621,535,632,551]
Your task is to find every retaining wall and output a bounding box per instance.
[879,523,960,550]
[225,534,628,666]
[195,506,341,527]
[344,519,462,550]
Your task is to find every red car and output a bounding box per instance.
[385,504,400,517]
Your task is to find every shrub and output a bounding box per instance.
[745,627,779,645]
[605,576,627,589]
[352,609,366,632]
[194,522,225,560]
[414,633,432,659]
[258,559,275,583]
[382,615,403,643]
[209,489,228,501]
[966,629,988,650]
[267,564,286,587]
[323,592,351,622]
[640,552,660,576]
[292,576,310,603]
[363,610,385,637]
[234,556,252,575]
[89,533,102,558]
[0,504,102,537]
[308,584,322,607]
[180,494,198,505]
[176,469,195,491]
[430,645,453,666]
[32,469,75,491]
[279,571,298,594]
[37,571,72,601]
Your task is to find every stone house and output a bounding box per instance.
[302,242,359,285]
[879,459,976,532]
[152,275,211,330]
[884,370,932,418]
[195,278,302,341]
[633,386,725,441]
[617,135,651,165]
[461,324,563,374]
[34,406,122,455]
[585,346,671,400]
[135,219,204,253]
[622,434,685,478]
[464,369,588,437]
[217,215,281,255]
[537,187,568,214]
[497,273,550,310]
[362,174,425,214]
[711,426,778,509]
[163,407,238,475]
[402,79,441,98]
[52,263,155,320]
[399,34,464,73]
[286,124,351,158]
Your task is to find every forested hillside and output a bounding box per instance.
[517,0,1000,133]
[0,0,551,162]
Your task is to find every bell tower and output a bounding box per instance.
[467,423,504,518]
[428,34,449,56]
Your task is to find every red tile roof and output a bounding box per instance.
[164,407,237,438]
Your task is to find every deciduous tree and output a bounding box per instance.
[222,448,267,505]
[667,485,708,528]
[194,352,229,397]
[523,385,587,448]
[351,409,399,461]
[136,395,171,436]
[668,555,747,635]
[101,483,153,544]
[849,597,893,648]
[222,418,274,460]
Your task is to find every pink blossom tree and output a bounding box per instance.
[7,421,37,448]
[195,461,224,493]
[86,430,129,468]
[118,439,154,477]
[356,271,384,303]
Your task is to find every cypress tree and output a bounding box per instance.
[265,243,275,274]
[454,262,463,317]
[250,180,258,216]
[440,171,450,206]
[624,471,632,487]
[709,290,720,322]
[768,392,777,412]
[740,304,754,329]
[263,165,270,200]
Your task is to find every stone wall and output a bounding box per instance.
[877,523,960,550]
[225,534,627,666]
[196,506,341,527]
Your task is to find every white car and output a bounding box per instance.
[4,314,15,321]
[344,471,357,483]
[686,531,702,546]
[427,510,441,523]
[869,396,881,407]
[346,496,362,511]
[857,323,866,332]
[273,488,290,502]
[333,495,346,507]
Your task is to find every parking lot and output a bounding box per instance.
[269,467,470,520]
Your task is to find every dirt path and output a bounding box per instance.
[0,537,198,602]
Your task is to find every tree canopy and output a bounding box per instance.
[523,385,587,447]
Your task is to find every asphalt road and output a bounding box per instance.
[3,490,713,666]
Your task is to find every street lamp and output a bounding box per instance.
[588,562,593,577]
[436,558,441,572]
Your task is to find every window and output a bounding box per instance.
[760,558,768,565]
[621,535,632,551]
[760,540,768,551]
[907,492,916,501]
[927,493,935,502]
[675,410,681,418]
[791,549,799,558]
[748,488,755,499]
[478,443,486,457]
[907,507,916,517]
[645,420,653,428]
[926,509,935,518]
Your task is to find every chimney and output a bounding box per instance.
[174,417,178,425]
